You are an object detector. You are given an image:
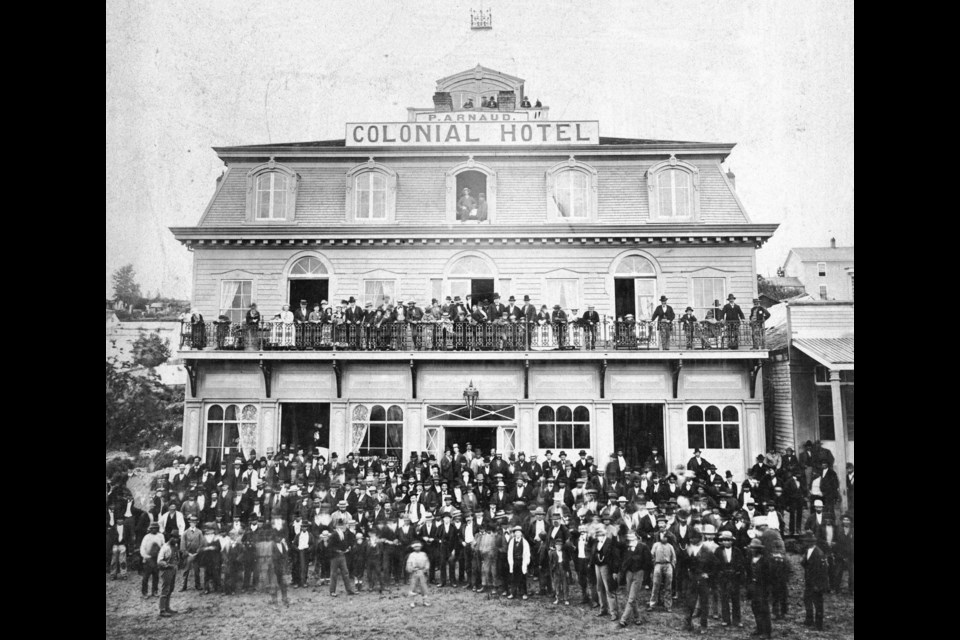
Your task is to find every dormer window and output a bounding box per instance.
[647,156,701,222]
[546,158,598,221]
[256,172,288,220]
[245,159,299,223]
[346,159,397,223]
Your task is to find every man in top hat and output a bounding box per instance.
[580,304,601,350]
[521,295,537,347]
[505,295,522,322]
[650,295,676,350]
[800,531,829,630]
[748,297,770,349]
[721,294,745,349]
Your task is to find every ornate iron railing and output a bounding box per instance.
[180,318,765,352]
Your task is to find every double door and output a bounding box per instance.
[424,424,516,460]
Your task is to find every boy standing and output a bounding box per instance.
[548,537,571,605]
[406,540,430,607]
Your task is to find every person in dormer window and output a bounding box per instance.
[487,96,498,109]
[520,96,532,108]
[457,188,477,221]
[463,98,474,109]
[476,193,488,221]
[535,99,542,108]
[480,96,489,108]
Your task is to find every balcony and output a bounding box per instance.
[178,318,768,359]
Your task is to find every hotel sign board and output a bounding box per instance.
[346,121,599,147]
[414,111,530,122]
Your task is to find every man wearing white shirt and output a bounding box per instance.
[140,522,165,597]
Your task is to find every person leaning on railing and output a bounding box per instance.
[678,307,698,350]
[748,298,770,350]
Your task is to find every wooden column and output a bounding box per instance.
[829,370,849,512]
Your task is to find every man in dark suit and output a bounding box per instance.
[521,295,537,347]
[682,528,717,632]
[344,297,364,348]
[800,531,829,630]
[721,294,745,349]
[580,305,601,349]
[748,297,771,349]
[677,306,699,349]
[745,539,772,638]
[650,295,676,350]
[714,531,745,627]
[505,296,523,321]
[687,449,711,481]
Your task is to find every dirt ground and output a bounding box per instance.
[106,554,853,640]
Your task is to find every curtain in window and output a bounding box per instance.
[351,405,370,454]
[546,279,578,310]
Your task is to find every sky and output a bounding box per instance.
[106,0,854,300]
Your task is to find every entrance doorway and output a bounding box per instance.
[279,402,330,455]
[444,426,498,457]
[615,278,635,318]
[289,279,329,310]
[614,277,656,321]
[471,279,495,305]
[613,404,665,470]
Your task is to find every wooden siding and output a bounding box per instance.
[763,358,796,451]
[789,304,854,338]
[197,157,749,228]
[189,244,757,319]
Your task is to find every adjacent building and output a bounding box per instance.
[170,66,778,479]
[782,239,854,301]
[763,299,853,507]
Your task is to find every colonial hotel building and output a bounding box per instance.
[171,66,778,478]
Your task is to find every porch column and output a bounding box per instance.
[829,370,849,512]
[330,401,349,457]
[184,402,203,458]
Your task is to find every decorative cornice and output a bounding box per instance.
[169,223,778,249]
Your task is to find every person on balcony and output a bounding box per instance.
[650,296,676,350]
[520,96,532,108]
[462,98,474,109]
[487,96,498,109]
[532,304,554,350]
[581,305,600,350]
[703,300,723,349]
[534,99,542,108]
[189,309,206,349]
[749,298,770,350]
[476,193,488,221]
[551,305,568,349]
[244,303,260,351]
[721,294,745,350]
[457,188,477,221]
[678,306,698,350]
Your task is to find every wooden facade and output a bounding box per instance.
[171,67,778,479]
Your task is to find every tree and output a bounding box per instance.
[112,264,142,308]
[105,356,183,452]
[757,274,805,302]
[131,332,171,368]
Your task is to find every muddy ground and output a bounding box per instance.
[106,553,853,640]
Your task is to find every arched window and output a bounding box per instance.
[646,155,700,222]
[546,158,598,221]
[446,158,497,223]
[353,403,403,461]
[346,160,397,223]
[356,171,387,220]
[245,159,299,223]
[256,172,288,219]
[447,255,495,277]
[289,256,328,276]
[538,404,590,450]
[205,403,258,466]
[686,405,740,450]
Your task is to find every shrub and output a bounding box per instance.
[106,456,135,479]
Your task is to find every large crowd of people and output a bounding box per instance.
[183,293,771,352]
[107,439,853,632]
